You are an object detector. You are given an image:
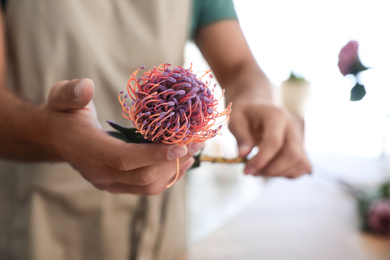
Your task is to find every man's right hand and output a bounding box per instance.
[44,78,201,195]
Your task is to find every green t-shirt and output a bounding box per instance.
[0,0,237,40]
[191,0,237,39]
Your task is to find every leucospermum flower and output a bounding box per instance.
[118,63,232,145]
[118,63,232,187]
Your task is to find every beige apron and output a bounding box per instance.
[0,1,191,260]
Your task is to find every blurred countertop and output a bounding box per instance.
[184,152,390,260]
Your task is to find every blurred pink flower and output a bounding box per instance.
[338,40,360,76]
[337,40,370,101]
[367,199,390,235]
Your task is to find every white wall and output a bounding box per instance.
[233,0,390,157]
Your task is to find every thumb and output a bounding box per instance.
[229,115,254,157]
[48,78,95,111]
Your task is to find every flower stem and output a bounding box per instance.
[200,155,247,164]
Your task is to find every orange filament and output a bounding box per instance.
[166,158,180,188]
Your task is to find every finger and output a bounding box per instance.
[259,155,305,178]
[257,155,296,177]
[48,78,95,111]
[75,128,190,170]
[283,161,312,179]
[244,112,287,175]
[96,182,161,195]
[255,126,312,178]
[166,157,195,188]
[108,151,195,186]
[110,142,189,169]
[228,112,254,157]
[187,142,205,156]
[256,136,301,177]
[96,157,195,195]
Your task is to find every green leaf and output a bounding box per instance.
[189,149,205,170]
[350,83,366,101]
[378,181,390,198]
[357,192,379,231]
[107,131,130,143]
[286,71,309,83]
[349,58,369,76]
[358,197,371,231]
[106,121,150,143]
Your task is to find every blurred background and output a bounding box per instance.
[185,0,390,248]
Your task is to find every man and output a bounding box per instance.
[0,1,311,259]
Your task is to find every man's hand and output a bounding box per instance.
[195,19,311,179]
[229,100,311,178]
[44,78,202,195]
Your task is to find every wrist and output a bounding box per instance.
[0,89,63,162]
[223,68,276,106]
[225,84,276,108]
[38,104,66,162]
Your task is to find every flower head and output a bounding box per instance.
[338,40,368,76]
[118,63,231,145]
[367,199,390,235]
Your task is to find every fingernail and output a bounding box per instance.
[244,165,256,175]
[74,79,87,99]
[184,157,196,172]
[239,144,252,156]
[168,145,188,160]
[188,142,205,156]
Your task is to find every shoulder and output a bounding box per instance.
[191,0,238,40]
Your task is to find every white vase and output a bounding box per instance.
[280,79,311,119]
